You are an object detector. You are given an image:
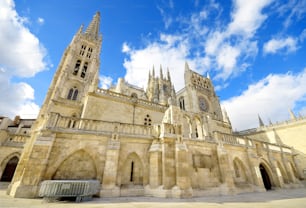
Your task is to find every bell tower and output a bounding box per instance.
[178,62,223,120]
[146,65,176,105]
[8,12,102,198]
[37,12,102,126]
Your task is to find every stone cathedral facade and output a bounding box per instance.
[1,12,305,198]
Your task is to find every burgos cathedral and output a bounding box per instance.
[1,12,305,199]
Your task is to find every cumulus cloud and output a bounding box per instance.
[203,0,271,80]
[222,69,306,130]
[99,75,113,89]
[0,75,40,118]
[263,37,298,54]
[122,33,199,91]
[228,0,272,37]
[122,0,272,89]
[0,0,47,119]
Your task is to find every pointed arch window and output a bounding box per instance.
[86,47,93,58]
[81,62,88,78]
[179,96,185,110]
[73,60,81,75]
[130,161,134,182]
[67,87,79,101]
[80,45,86,56]
[234,160,240,177]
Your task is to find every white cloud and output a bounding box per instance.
[122,42,131,53]
[222,69,306,130]
[0,0,47,77]
[263,37,298,54]
[228,0,272,37]
[0,77,40,119]
[122,34,196,91]
[123,0,271,87]
[99,75,113,89]
[0,0,47,119]
[202,0,271,80]
[37,17,44,25]
[215,44,240,79]
[275,0,306,29]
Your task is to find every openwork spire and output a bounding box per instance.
[85,12,101,40]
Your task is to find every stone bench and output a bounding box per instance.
[39,180,100,202]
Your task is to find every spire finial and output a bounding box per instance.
[222,108,231,124]
[160,65,163,79]
[152,65,155,77]
[289,109,296,120]
[85,12,101,40]
[258,114,264,127]
[167,68,171,82]
[185,61,190,71]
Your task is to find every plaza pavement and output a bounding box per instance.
[1,182,306,208]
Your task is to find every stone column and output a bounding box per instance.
[173,138,192,198]
[280,152,295,183]
[161,137,176,189]
[292,149,305,180]
[245,148,263,187]
[8,131,56,198]
[267,147,283,188]
[215,142,236,195]
[101,135,120,197]
[149,141,162,188]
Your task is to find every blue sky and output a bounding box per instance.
[1,0,306,130]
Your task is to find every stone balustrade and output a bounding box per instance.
[3,135,28,147]
[46,113,153,137]
[214,131,292,154]
[95,88,167,111]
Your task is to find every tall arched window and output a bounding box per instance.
[234,160,240,177]
[81,62,88,78]
[179,96,185,110]
[130,161,134,182]
[73,60,81,75]
[67,87,78,101]
[80,45,86,56]
[72,89,78,100]
[86,47,93,58]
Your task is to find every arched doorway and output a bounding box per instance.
[259,164,272,190]
[0,156,19,182]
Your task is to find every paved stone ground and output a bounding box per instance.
[1,182,306,208]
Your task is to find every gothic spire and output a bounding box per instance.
[185,61,190,71]
[258,114,264,127]
[152,65,155,77]
[222,108,231,124]
[289,109,297,120]
[167,68,171,82]
[160,65,163,79]
[85,12,101,40]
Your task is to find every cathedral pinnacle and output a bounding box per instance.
[258,114,265,127]
[160,65,163,79]
[185,61,190,71]
[85,12,101,40]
